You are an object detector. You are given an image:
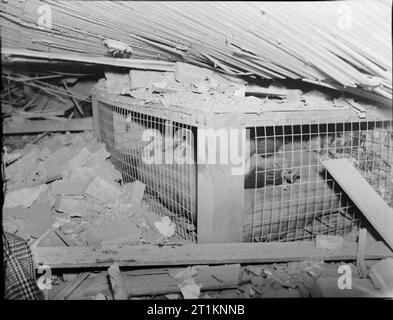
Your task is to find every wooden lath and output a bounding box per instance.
[1,0,391,104]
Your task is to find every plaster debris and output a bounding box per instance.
[154,216,176,238]
[179,277,201,299]
[368,258,393,297]
[85,176,122,205]
[122,181,146,209]
[2,131,176,245]
[315,235,344,251]
[4,184,48,208]
[88,218,142,246]
[169,266,198,280]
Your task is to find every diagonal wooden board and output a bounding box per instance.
[323,159,393,251]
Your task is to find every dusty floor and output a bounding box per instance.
[46,259,386,300]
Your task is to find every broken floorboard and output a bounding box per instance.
[83,264,240,298]
[3,117,93,134]
[53,272,90,300]
[32,241,393,269]
[108,263,128,300]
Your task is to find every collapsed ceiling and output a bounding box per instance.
[1,0,392,105]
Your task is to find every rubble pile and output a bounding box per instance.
[47,259,393,300]
[104,62,389,118]
[2,75,97,131]
[3,132,182,246]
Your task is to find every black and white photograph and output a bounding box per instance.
[1,0,392,307]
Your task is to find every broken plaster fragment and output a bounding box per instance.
[169,266,200,299]
[95,293,107,300]
[169,266,198,280]
[4,150,22,164]
[165,293,180,300]
[316,235,344,251]
[368,258,393,297]
[5,147,40,186]
[246,265,263,276]
[59,221,89,235]
[88,218,141,245]
[51,169,93,195]
[122,180,146,208]
[55,196,86,216]
[3,203,53,239]
[62,147,90,178]
[4,184,48,208]
[179,277,201,299]
[154,216,176,238]
[85,176,122,204]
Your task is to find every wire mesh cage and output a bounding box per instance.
[244,119,393,243]
[92,86,392,244]
[96,100,197,242]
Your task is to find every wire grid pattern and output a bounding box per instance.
[97,100,197,242]
[245,119,393,243]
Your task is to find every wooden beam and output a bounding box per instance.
[197,125,245,243]
[323,159,393,251]
[2,48,175,72]
[53,272,90,300]
[108,263,128,300]
[357,228,368,278]
[91,90,101,141]
[3,117,93,135]
[32,241,393,269]
[246,85,292,97]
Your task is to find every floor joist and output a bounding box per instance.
[32,240,393,269]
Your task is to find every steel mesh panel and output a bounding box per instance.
[245,119,393,243]
[97,100,197,242]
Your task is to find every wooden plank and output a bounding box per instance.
[108,263,128,300]
[246,85,292,97]
[357,228,368,278]
[3,117,93,134]
[196,164,214,243]
[93,85,373,129]
[2,48,175,71]
[323,159,393,251]
[84,264,240,297]
[62,80,84,116]
[32,241,393,269]
[53,272,90,300]
[197,126,244,243]
[91,90,101,141]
